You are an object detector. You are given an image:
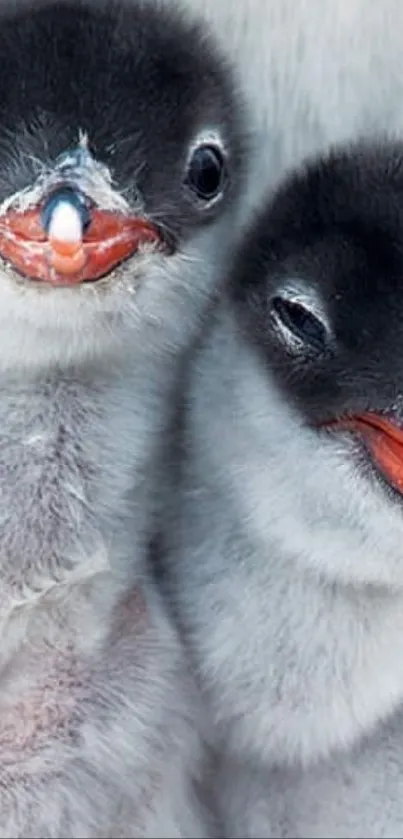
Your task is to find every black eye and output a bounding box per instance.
[271,295,328,353]
[185,144,226,202]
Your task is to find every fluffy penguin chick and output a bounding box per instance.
[160,139,403,837]
[0,0,244,836]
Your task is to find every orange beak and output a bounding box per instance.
[324,413,403,493]
[48,238,87,276]
[0,207,162,286]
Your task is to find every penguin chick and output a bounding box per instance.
[0,0,245,836]
[179,0,403,219]
[160,138,403,836]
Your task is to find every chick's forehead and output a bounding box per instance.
[0,0,239,163]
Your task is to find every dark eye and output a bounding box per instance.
[271,295,328,353]
[185,144,226,202]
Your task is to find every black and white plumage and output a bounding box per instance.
[0,0,245,835]
[158,139,403,837]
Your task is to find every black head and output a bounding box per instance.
[221,140,403,589]
[0,0,244,239]
[230,140,403,425]
[0,0,246,370]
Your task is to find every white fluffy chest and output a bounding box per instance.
[0,570,120,784]
[0,379,135,775]
[0,377,130,609]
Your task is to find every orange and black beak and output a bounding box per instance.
[0,185,162,286]
[324,413,403,494]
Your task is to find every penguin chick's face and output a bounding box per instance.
[0,0,243,369]
[229,141,403,588]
